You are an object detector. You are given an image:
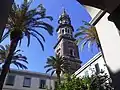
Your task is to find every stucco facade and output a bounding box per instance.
[83,6,120,90]
[75,52,110,78]
[2,69,57,90]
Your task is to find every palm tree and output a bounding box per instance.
[44,55,64,84]
[75,21,107,78]
[74,21,108,64]
[0,44,28,70]
[0,0,53,89]
[75,21,101,51]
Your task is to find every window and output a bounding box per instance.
[85,71,89,77]
[65,28,67,33]
[68,29,69,33]
[95,63,100,74]
[6,75,15,86]
[69,49,74,56]
[39,79,46,89]
[62,29,64,34]
[23,77,31,87]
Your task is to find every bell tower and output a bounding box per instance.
[54,9,82,74]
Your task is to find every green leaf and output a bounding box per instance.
[44,64,52,68]
[51,70,55,76]
[29,29,45,42]
[25,31,31,47]
[75,37,84,45]
[0,30,10,43]
[46,68,53,73]
[30,32,44,51]
[80,40,88,51]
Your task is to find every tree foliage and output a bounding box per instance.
[1,0,53,50]
[44,54,65,84]
[0,44,28,69]
[56,72,114,90]
[75,21,101,51]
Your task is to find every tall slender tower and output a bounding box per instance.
[54,9,82,74]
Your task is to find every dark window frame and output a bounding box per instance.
[65,28,67,33]
[69,48,74,56]
[62,29,64,34]
[68,29,69,33]
[39,79,46,89]
[95,63,100,74]
[23,77,31,88]
[5,75,15,86]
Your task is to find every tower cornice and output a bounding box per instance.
[54,36,76,49]
[56,24,74,32]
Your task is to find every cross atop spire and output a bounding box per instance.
[61,8,67,16]
[58,8,71,25]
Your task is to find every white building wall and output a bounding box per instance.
[75,53,109,78]
[2,70,56,90]
[96,13,120,73]
[84,6,100,19]
[84,6,120,73]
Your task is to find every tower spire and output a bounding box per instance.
[58,8,71,25]
[57,8,74,40]
[54,9,82,74]
[62,8,67,16]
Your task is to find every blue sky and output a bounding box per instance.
[2,0,99,73]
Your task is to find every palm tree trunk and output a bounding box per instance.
[56,72,61,84]
[0,38,19,90]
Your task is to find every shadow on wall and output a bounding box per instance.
[107,65,120,90]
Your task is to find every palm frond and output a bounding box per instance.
[87,38,96,50]
[31,25,53,35]
[46,58,54,63]
[51,70,55,76]
[29,29,45,42]
[0,44,28,69]
[35,16,53,21]
[45,54,64,78]
[12,61,28,69]
[80,39,90,51]
[82,20,91,26]
[14,58,28,64]
[75,21,100,52]
[14,49,21,54]
[74,31,86,38]
[19,39,22,47]
[5,44,10,50]
[75,37,84,45]
[13,54,27,60]
[30,32,44,51]
[32,21,53,35]
[12,62,20,69]
[46,68,53,73]
[24,31,31,47]
[0,45,5,51]
[49,56,56,61]
[44,64,52,68]
[0,30,10,43]
[5,1,53,48]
